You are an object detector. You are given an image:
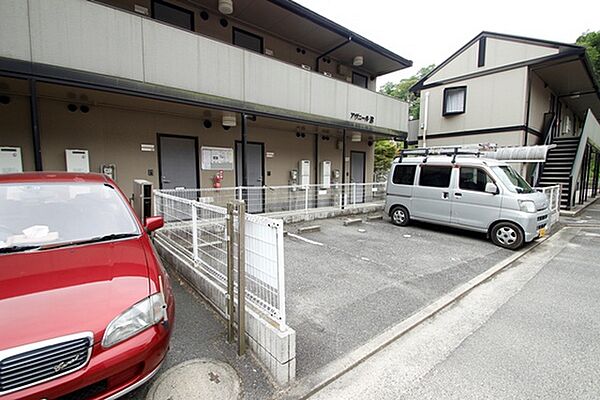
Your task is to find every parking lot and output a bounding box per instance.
[284,214,516,378]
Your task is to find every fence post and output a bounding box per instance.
[237,186,243,202]
[226,202,235,344]
[304,185,309,213]
[237,201,246,356]
[352,183,356,205]
[276,220,286,330]
[191,203,198,261]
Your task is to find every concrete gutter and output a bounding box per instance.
[279,232,553,399]
[560,196,600,218]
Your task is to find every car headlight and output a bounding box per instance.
[518,200,536,213]
[102,293,166,348]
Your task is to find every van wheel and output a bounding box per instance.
[390,206,410,226]
[491,222,524,250]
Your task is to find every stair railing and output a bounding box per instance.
[568,109,600,209]
[532,112,557,186]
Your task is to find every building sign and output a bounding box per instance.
[201,146,234,171]
[350,112,375,124]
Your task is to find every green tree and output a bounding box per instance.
[374,140,400,181]
[576,30,600,82]
[379,64,435,120]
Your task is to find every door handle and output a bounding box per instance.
[442,192,449,199]
[454,192,463,198]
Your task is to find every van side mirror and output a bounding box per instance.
[485,182,498,194]
[144,216,164,232]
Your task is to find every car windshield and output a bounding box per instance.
[492,165,534,194]
[0,182,140,252]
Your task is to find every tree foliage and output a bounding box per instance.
[374,140,401,181]
[379,64,436,120]
[576,30,600,82]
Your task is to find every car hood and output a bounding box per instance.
[0,238,150,350]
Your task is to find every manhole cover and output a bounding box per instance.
[146,359,241,400]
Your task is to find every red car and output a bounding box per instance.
[0,173,174,399]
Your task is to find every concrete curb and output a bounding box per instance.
[560,196,599,217]
[279,233,554,400]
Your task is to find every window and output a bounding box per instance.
[419,165,452,188]
[233,27,263,53]
[443,87,466,116]
[477,37,486,67]
[492,166,534,194]
[152,0,194,31]
[459,167,494,192]
[392,165,417,185]
[352,72,368,88]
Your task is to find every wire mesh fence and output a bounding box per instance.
[154,191,287,330]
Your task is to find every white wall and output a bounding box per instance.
[2,0,407,133]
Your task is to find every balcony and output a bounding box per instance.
[0,0,409,135]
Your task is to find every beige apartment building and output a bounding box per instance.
[411,32,600,209]
[0,0,411,200]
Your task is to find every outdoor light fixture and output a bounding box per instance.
[222,113,236,127]
[351,132,362,142]
[218,0,233,15]
[353,56,364,66]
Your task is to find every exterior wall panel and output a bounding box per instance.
[0,0,31,61]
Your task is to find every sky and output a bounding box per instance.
[295,0,600,87]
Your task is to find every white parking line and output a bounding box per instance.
[287,233,324,246]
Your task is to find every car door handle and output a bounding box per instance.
[454,192,462,198]
[442,192,449,199]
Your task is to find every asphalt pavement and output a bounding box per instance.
[309,206,600,399]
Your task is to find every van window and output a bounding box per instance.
[392,165,416,185]
[419,165,452,188]
[459,167,494,192]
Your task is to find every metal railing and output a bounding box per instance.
[535,185,561,227]
[159,182,387,215]
[153,191,287,331]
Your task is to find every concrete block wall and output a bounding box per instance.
[154,238,297,385]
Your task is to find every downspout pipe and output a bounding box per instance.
[316,37,352,72]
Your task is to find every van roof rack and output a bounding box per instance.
[396,144,496,164]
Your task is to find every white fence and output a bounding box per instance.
[159,182,386,215]
[153,191,287,330]
[535,185,561,227]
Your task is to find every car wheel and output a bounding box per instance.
[390,206,409,226]
[491,222,524,250]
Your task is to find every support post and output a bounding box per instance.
[29,79,42,171]
[237,201,246,356]
[241,113,248,188]
[226,202,235,344]
[341,129,346,209]
[191,203,198,261]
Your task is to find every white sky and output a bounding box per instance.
[295,0,600,87]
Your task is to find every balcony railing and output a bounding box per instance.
[1,0,408,133]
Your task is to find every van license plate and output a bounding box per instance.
[538,228,546,237]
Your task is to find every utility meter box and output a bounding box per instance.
[133,179,153,223]
[65,149,90,173]
[320,160,331,188]
[0,147,23,174]
[299,160,310,186]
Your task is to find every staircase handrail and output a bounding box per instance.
[533,112,557,186]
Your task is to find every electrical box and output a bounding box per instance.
[65,149,90,173]
[0,147,23,174]
[133,179,153,223]
[320,160,331,188]
[299,160,310,186]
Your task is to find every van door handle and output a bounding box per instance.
[442,192,449,199]
[454,192,462,198]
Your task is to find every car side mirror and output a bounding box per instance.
[485,182,498,194]
[144,216,164,233]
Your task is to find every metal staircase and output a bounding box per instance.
[537,136,580,209]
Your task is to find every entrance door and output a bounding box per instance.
[236,142,264,213]
[350,151,365,203]
[158,135,199,189]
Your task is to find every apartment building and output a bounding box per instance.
[0,0,412,200]
[410,32,600,209]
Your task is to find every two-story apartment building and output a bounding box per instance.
[410,32,600,209]
[0,0,412,200]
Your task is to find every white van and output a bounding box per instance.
[384,152,550,249]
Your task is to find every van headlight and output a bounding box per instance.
[102,293,166,348]
[518,200,536,213]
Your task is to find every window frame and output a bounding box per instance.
[418,164,453,188]
[352,72,369,88]
[458,166,496,193]
[392,164,417,185]
[442,86,467,116]
[151,0,195,32]
[232,27,264,54]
